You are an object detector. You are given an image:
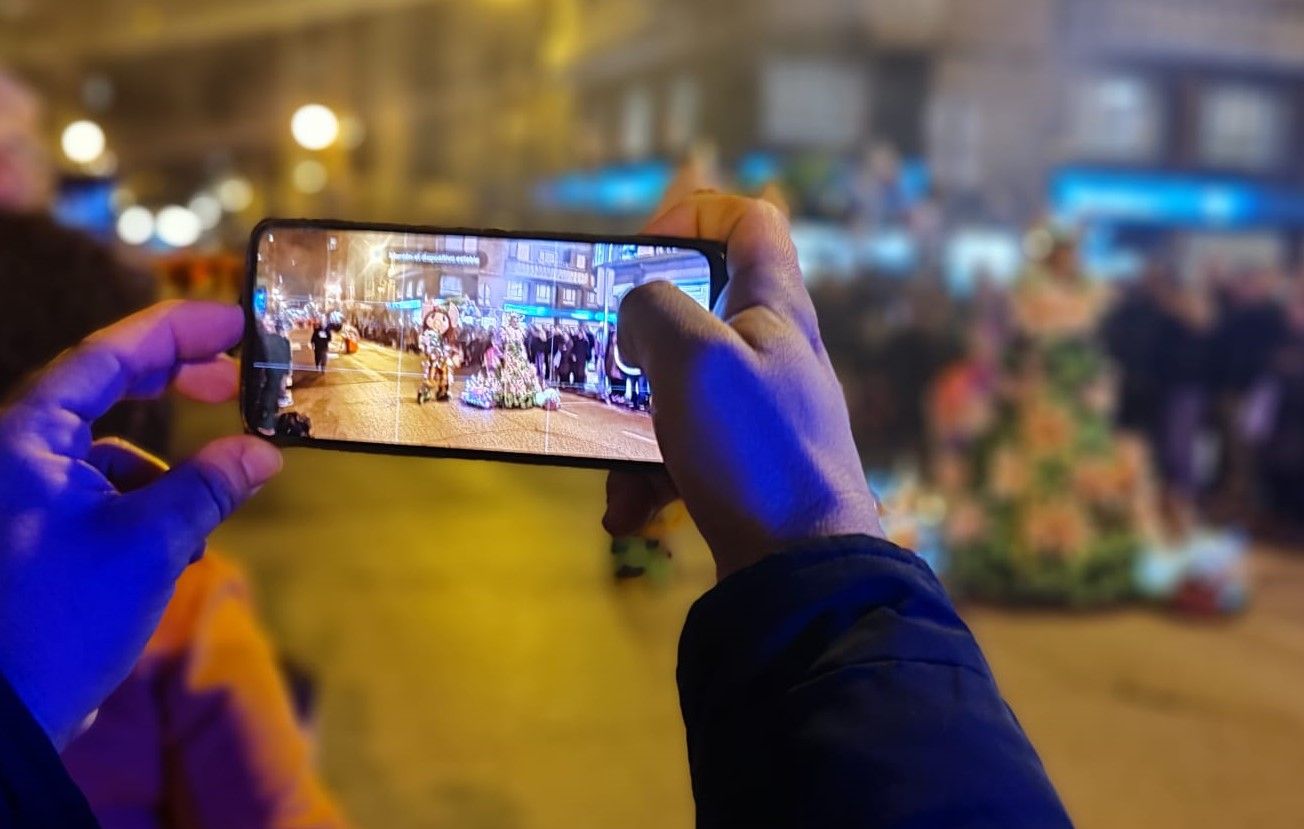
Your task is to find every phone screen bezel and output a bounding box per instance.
[239,217,728,471]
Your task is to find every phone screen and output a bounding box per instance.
[244,222,720,465]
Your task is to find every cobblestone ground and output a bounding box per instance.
[280,332,660,461]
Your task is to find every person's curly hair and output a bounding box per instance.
[0,209,169,456]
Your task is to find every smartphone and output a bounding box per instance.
[240,218,727,469]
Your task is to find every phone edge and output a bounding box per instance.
[238,216,728,472]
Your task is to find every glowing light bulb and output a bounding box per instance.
[216,176,254,212]
[156,205,202,248]
[116,206,153,245]
[61,119,106,164]
[290,104,339,151]
[189,192,223,229]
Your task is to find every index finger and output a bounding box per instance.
[27,300,244,423]
[642,194,815,338]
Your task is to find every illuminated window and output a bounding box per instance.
[514,242,531,260]
[1199,84,1285,171]
[574,253,588,270]
[621,86,653,159]
[666,74,701,150]
[506,281,526,301]
[560,287,579,306]
[535,283,554,304]
[478,281,493,305]
[439,275,463,296]
[1070,76,1160,161]
[540,248,558,265]
[761,57,867,148]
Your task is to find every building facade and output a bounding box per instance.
[560,0,1304,269]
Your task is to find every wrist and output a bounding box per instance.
[0,668,94,750]
[709,495,884,581]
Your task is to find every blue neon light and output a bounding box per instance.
[501,302,617,323]
[1051,167,1304,228]
[54,177,116,239]
[736,152,782,188]
[898,159,931,204]
[502,303,552,317]
[534,162,673,215]
[388,299,423,310]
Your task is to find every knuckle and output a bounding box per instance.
[60,341,126,391]
[189,460,240,524]
[75,333,123,363]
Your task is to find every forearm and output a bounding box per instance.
[677,536,1070,828]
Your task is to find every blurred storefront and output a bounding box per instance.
[9,0,1302,281]
[544,0,1304,280]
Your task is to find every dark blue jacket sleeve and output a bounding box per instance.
[677,535,1071,828]
[0,672,99,828]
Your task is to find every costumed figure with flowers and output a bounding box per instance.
[461,311,550,409]
[417,300,464,404]
[935,226,1157,606]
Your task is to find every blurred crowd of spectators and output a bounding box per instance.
[810,255,1304,543]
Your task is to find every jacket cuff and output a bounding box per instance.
[677,535,989,717]
[0,671,98,827]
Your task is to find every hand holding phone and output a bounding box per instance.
[612,193,883,579]
[242,221,725,468]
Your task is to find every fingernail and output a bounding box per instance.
[240,441,283,488]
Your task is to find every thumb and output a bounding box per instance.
[118,436,282,570]
[617,279,739,379]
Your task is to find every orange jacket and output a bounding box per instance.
[61,553,346,829]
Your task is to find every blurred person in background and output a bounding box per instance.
[1245,281,1304,539]
[1105,263,1173,444]
[604,328,626,403]
[1157,269,1217,540]
[310,316,332,373]
[0,70,345,829]
[247,310,293,437]
[969,267,1014,346]
[528,322,548,381]
[563,324,592,388]
[849,142,910,231]
[0,73,53,212]
[1104,261,1213,540]
[879,282,960,472]
[550,322,566,381]
[1208,267,1288,519]
[0,71,165,459]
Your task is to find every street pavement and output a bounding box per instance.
[282,330,660,461]
[172,384,1304,829]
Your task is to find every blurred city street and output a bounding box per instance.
[282,331,660,460]
[175,398,1304,829]
[5,0,1304,826]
